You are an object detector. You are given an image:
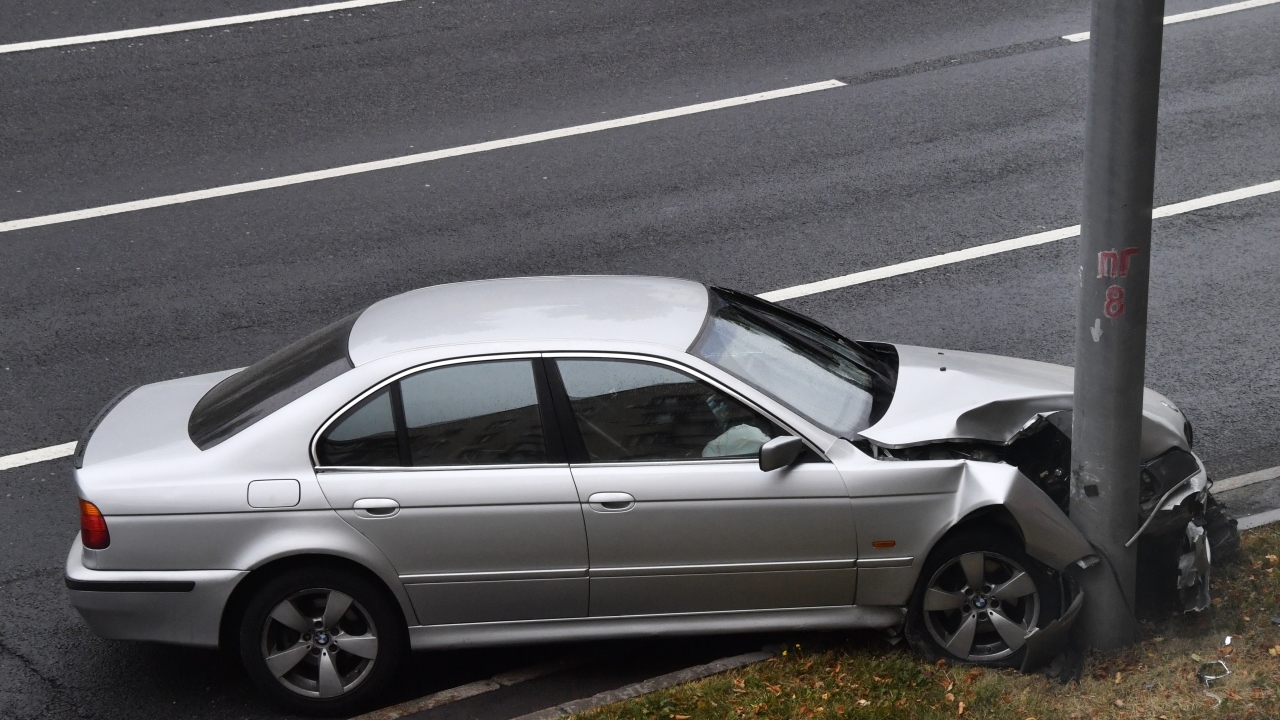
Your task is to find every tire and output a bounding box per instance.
[905,529,1061,668]
[238,566,407,716]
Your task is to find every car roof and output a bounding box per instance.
[347,276,711,365]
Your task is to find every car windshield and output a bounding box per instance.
[691,288,897,439]
[188,312,361,449]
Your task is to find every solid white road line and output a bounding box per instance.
[0,80,845,235]
[0,441,76,471]
[1062,0,1280,42]
[758,178,1280,302]
[1212,465,1280,493]
[0,0,407,55]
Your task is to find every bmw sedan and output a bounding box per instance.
[66,276,1233,714]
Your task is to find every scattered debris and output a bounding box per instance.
[1197,660,1230,688]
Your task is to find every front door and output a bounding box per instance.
[548,356,858,617]
[315,357,589,626]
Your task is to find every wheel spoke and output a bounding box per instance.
[924,588,967,611]
[991,571,1037,602]
[264,642,310,677]
[987,607,1029,652]
[959,552,986,591]
[317,650,345,698]
[270,600,312,633]
[337,632,378,660]
[944,613,978,658]
[322,591,354,628]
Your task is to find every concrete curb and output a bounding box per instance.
[508,649,776,720]
[1238,507,1280,530]
[351,661,567,720]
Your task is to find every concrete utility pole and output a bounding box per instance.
[1070,0,1166,651]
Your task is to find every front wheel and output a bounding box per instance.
[905,530,1061,667]
[238,566,407,716]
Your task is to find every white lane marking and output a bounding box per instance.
[0,0,407,55]
[1063,0,1280,42]
[0,441,76,471]
[0,80,845,235]
[759,178,1280,302]
[1213,465,1280,493]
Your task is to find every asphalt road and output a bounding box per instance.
[1,0,1278,718]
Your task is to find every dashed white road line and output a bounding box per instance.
[1,179,1277,473]
[759,178,1280,302]
[0,80,845,235]
[0,441,77,471]
[0,0,407,55]
[1062,0,1280,42]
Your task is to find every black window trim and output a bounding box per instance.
[310,353,565,471]
[541,351,827,466]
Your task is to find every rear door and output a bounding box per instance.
[547,355,858,617]
[314,356,590,626]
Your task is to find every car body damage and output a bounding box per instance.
[858,344,1240,616]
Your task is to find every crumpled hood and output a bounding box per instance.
[860,344,1187,455]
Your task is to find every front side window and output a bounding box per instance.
[554,358,783,463]
[315,359,547,468]
[691,289,897,439]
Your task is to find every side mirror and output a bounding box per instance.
[759,436,806,472]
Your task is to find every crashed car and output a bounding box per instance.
[65,276,1236,714]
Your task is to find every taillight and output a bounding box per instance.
[79,499,110,550]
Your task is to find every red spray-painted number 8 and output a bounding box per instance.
[1104,285,1125,318]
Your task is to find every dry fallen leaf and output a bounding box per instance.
[957,701,966,715]
[673,715,690,719]
[1115,672,1122,684]
[856,699,870,707]
[1114,699,1125,709]
[946,693,956,703]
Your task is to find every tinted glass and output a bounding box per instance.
[400,360,546,466]
[189,312,360,449]
[556,359,782,463]
[316,388,400,466]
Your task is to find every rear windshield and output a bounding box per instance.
[188,312,360,449]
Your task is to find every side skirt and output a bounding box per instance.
[408,605,906,650]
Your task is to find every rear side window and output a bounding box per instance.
[316,388,400,467]
[401,360,547,466]
[189,312,359,449]
[554,358,783,463]
[315,359,549,468]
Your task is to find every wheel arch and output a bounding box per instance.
[219,553,411,652]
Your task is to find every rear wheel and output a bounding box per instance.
[238,566,406,716]
[905,530,1060,667]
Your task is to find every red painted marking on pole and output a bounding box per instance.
[1118,247,1140,276]
[1098,250,1119,277]
[1104,285,1126,318]
[1098,247,1141,277]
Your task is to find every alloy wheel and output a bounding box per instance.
[921,551,1040,662]
[260,588,380,698]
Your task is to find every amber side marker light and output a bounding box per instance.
[871,540,896,549]
[79,498,110,549]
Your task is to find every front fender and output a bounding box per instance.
[956,461,1094,571]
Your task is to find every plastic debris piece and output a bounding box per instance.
[1197,660,1230,688]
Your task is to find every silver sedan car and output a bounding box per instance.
[66,276,1231,714]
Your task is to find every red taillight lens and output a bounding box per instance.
[79,499,110,550]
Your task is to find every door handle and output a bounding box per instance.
[588,492,635,513]
[353,498,400,518]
